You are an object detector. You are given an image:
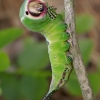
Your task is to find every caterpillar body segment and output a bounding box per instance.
[19,0,73,99]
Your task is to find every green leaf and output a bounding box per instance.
[88,72,100,95]
[0,28,23,48]
[0,52,10,71]
[79,39,94,65]
[0,73,48,100]
[0,73,21,100]
[97,56,100,71]
[76,14,95,34]
[20,75,48,100]
[17,37,49,71]
[66,71,82,96]
[0,87,2,95]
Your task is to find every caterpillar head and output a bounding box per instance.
[19,0,48,30]
[28,1,45,17]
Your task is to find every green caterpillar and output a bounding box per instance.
[19,0,73,99]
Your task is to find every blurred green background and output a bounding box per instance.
[0,0,100,100]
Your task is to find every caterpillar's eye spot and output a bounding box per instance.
[25,11,29,15]
[28,2,44,17]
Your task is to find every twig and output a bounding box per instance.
[64,0,96,100]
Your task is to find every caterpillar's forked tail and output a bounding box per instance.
[43,90,56,100]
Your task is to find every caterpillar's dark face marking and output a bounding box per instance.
[23,0,47,19]
[28,1,44,17]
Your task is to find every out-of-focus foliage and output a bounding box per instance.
[0,73,21,100]
[97,57,100,72]
[88,72,100,95]
[0,28,23,48]
[0,87,2,95]
[79,39,93,65]
[0,73,48,100]
[0,28,23,72]
[17,37,49,71]
[0,52,10,72]
[76,14,95,34]
[20,76,48,100]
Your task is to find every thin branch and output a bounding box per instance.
[64,0,95,100]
